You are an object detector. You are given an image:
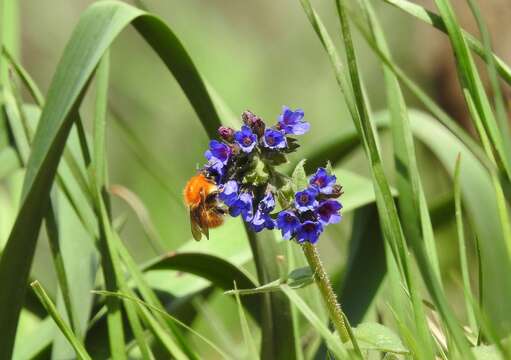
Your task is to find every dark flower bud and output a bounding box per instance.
[242,110,266,137]
[218,126,235,142]
[328,184,344,198]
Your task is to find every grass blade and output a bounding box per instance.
[338,203,385,325]
[454,155,478,334]
[281,284,347,359]
[30,281,91,360]
[233,283,259,360]
[382,0,511,86]
[0,2,224,356]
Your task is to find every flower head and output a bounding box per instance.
[263,128,287,149]
[294,188,319,212]
[250,210,275,232]
[296,220,323,244]
[309,168,336,195]
[259,192,275,212]
[234,125,257,153]
[316,199,342,225]
[219,180,238,207]
[229,192,254,221]
[204,140,231,165]
[277,106,310,135]
[276,211,301,240]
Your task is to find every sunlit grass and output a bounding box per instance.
[0,0,510,359]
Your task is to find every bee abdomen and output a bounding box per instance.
[205,212,224,228]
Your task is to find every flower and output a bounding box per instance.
[262,128,287,149]
[203,159,225,183]
[234,125,258,153]
[316,199,342,225]
[259,192,276,212]
[296,220,323,244]
[218,126,235,142]
[219,180,238,206]
[309,168,336,195]
[229,192,254,221]
[276,211,301,240]
[204,140,231,165]
[250,210,275,232]
[277,106,310,135]
[294,188,319,212]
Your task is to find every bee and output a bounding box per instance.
[183,172,226,241]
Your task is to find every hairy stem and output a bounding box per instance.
[301,242,349,342]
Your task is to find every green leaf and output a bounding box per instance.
[349,322,409,355]
[95,290,230,360]
[280,284,347,359]
[243,156,269,186]
[407,109,511,336]
[244,228,297,360]
[143,252,260,322]
[382,0,511,86]
[0,1,222,357]
[338,203,385,326]
[291,159,308,191]
[233,283,258,360]
[30,281,91,360]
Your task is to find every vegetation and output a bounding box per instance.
[0,0,510,358]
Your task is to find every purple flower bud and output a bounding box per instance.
[242,110,265,137]
[218,126,235,142]
[296,220,323,244]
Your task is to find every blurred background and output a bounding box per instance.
[8,0,511,355]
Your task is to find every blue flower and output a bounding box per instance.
[229,192,254,221]
[203,159,225,183]
[259,192,276,212]
[294,188,319,212]
[276,211,301,240]
[309,168,336,195]
[278,106,310,135]
[296,220,323,244]
[234,125,257,153]
[204,140,231,165]
[316,199,342,225]
[219,180,238,207]
[262,128,287,149]
[250,210,275,232]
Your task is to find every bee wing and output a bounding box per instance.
[189,207,203,241]
[199,188,210,240]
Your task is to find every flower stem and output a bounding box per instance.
[301,242,349,342]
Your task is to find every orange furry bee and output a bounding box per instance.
[183,172,226,241]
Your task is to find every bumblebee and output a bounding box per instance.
[183,173,226,241]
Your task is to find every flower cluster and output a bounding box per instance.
[276,168,343,244]
[199,106,342,244]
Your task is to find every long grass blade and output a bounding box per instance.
[0,2,224,356]
[454,155,478,334]
[281,285,347,359]
[30,281,91,360]
[382,0,511,86]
